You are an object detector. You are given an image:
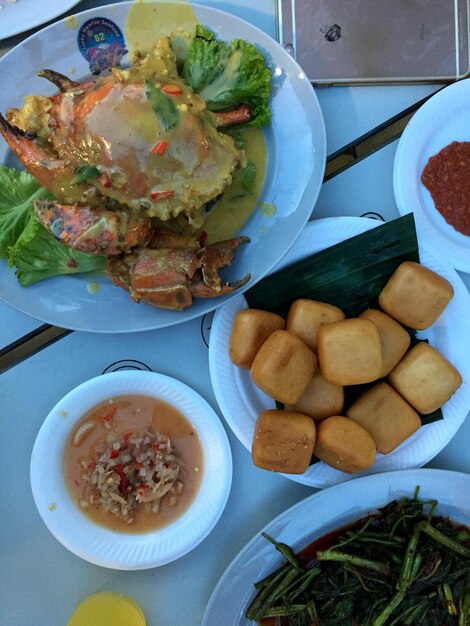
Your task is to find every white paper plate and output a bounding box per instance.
[208,217,470,488]
[30,370,232,570]
[393,79,470,273]
[202,468,470,626]
[0,2,326,332]
[0,0,82,40]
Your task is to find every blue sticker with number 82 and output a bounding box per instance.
[77,17,128,75]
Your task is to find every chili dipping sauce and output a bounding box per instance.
[421,141,470,236]
[64,395,203,533]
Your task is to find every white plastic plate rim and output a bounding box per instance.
[30,370,233,570]
[208,216,470,488]
[202,468,470,626]
[393,78,470,273]
[0,1,326,332]
[0,0,82,40]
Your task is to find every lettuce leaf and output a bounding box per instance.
[8,214,106,286]
[182,25,272,127]
[0,165,53,258]
[0,164,105,285]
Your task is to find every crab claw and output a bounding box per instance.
[33,199,153,256]
[37,69,79,92]
[194,236,251,296]
[0,114,90,204]
[107,234,250,310]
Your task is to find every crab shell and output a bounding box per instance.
[2,38,245,229]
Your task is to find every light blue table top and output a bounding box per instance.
[0,2,469,625]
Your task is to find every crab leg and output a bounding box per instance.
[34,199,152,256]
[0,114,93,205]
[130,248,202,309]
[107,235,251,309]
[214,105,252,127]
[37,69,79,92]
[108,247,201,310]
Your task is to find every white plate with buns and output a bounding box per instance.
[208,217,470,488]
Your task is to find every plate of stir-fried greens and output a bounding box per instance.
[203,468,470,626]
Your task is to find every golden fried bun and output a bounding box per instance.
[229,308,285,369]
[388,342,462,414]
[286,299,345,352]
[346,382,421,454]
[251,330,317,404]
[378,261,454,330]
[252,409,316,474]
[313,415,376,474]
[286,368,344,421]
[359,309,411,377]
[317,318,382,385]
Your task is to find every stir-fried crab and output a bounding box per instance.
[0,37,254,309]
[108,229,250,310]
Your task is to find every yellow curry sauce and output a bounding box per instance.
[203,127,267,243]
[126,1,200,59]
[64,395,203,533]
[125,0,268,242]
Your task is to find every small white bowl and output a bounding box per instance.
[30,370,232,570]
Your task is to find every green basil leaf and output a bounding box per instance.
[241,161,256,193]
[70,165,100,186]
[145,80,180,131]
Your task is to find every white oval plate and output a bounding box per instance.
[393,79,470,273]
[0,2,326,332]
[30,370,232,570]
[0,0,82,40]
[202,468,470,626]
[209,217,470,488]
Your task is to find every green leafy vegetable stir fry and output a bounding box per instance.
[246,490,470,625]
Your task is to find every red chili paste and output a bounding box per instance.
[421,141,470,237]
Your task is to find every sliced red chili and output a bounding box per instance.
[113,464,128,494]
[101,407,117,423]
[152,141,169,155]
[109,450,120,459]
[98,171,112,188]
[162,83,182,96]
[150,190,175,202]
